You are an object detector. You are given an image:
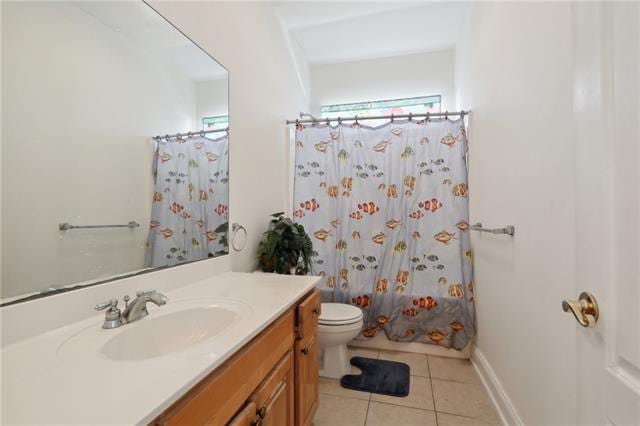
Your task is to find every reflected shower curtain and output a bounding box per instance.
[145,135,229,267]
[293,119,475,349]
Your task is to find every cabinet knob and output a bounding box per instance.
[258,406,267,419]
[301,346,309,355]
[313,307,321,315]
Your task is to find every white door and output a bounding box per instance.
[572,2,640,424]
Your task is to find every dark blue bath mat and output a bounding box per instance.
[340,356,410,397]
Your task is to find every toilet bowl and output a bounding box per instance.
[318,303,364,379]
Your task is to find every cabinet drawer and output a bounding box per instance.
[153,311,295,426]
[296,289,321,341]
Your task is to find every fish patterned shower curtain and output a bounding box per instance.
[293,119,475,349]
[145,135,229,267]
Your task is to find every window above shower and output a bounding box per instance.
[320,95,442,126]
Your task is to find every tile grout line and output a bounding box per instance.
[435,409,497,423]
[368,400,437,412]
[362,349,377,424]
[427,356,439,426]
[363,399,370,426]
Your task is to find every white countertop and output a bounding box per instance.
[1,272,320,425]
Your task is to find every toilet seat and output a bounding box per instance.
[319,303,363,326]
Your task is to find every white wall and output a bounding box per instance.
[463,2,578,424]
[309,49,455,115]
[1,2,199,298]
[149,1,310,273]
[195,78,229,124]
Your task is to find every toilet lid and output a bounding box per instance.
[319,303,363,325]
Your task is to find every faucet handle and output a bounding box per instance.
[95,299,124,329]
[136,289,156,298]
[95,298,118,311]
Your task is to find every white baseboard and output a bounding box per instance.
[349,334,471,359]
[471,347,524,426]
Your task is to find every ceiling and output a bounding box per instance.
[72,1,227,82]
[274,1,470,65]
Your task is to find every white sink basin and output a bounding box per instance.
[58,298,250,361]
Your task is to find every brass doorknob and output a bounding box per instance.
[562,292,599,327]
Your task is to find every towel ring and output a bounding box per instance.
[231,223,247,251]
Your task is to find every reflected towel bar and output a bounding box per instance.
[59,221,140,231]
[470,222,515,236]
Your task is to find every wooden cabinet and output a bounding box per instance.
[227,402,257,426]
[152,289,320,426]
[295,290,321,426]
[248,351,294,426]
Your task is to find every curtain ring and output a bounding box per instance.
[355,115,359,125]
[164,134,170,141]
[445,110,449,119]
[338,117,342,125]
[187,131,193,139]
[408,112,413,121]
[326,118,330,125]
[295,119,300,126]
[200,130,205,137]
[391,114,394,123]
[426,112,431,121]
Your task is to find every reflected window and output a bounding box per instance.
[203,115,229,131]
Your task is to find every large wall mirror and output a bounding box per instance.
[1,1,229,305]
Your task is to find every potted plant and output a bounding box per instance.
[258,212,313,275]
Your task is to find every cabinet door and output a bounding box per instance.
[228,402,257,426]
[249,351,294,426]
[294,333,319,426]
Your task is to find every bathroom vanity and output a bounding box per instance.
[1,271,321,425]
[153,286,321,426]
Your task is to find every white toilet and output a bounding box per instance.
[318,303,364,379]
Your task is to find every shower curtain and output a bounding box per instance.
[293,119,475,349]
[145,135,229,267]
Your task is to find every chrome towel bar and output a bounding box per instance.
[59,221,140,231]
[470,222,515,236]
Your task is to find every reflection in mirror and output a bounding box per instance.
[1,1,229,304]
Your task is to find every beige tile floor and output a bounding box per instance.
[314,347,501,426]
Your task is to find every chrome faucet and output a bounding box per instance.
[95,290,168,329]
[122,290,168,323]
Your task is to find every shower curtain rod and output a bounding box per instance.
[286,110,470,125]
[152,127,229,142]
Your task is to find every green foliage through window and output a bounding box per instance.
[320,95,441,126]
[202,115,229,131]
